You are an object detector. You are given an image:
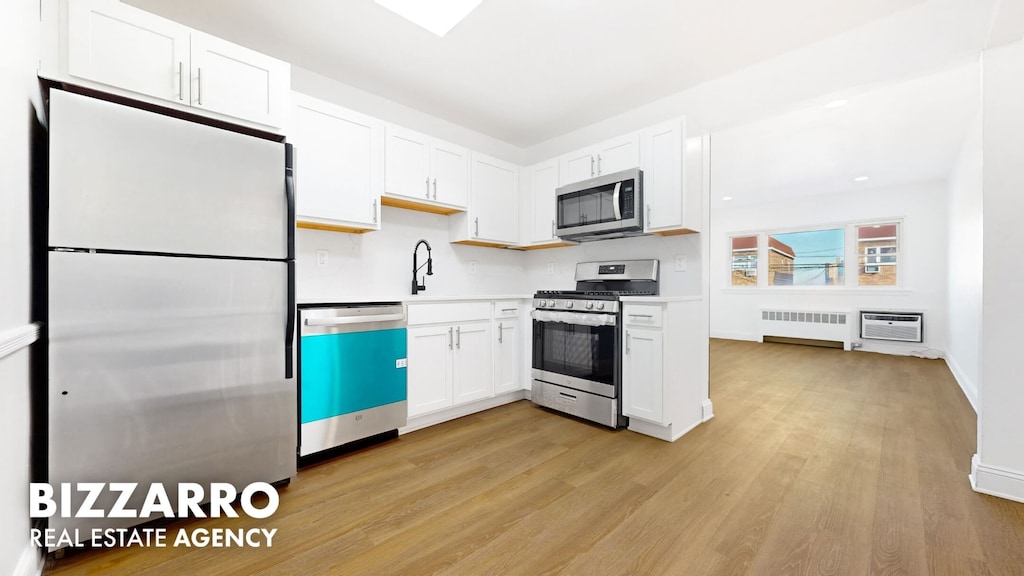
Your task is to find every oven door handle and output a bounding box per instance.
[531,310,617,327]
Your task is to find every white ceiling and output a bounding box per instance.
[710,62,980,205]
[123,0,930,147]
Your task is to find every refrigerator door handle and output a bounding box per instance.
[285,143,296,379]
[286,144,296,260]
[285,260,295,379]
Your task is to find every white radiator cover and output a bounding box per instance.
[759,309,852,349]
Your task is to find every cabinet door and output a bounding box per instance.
[431,141,469,208]
[528,160,559,244]
[471,155,518,244]
[623,327,664,424]
[643,120,683,231]
[67,0,190,104]
[190,32,290,127]
[559,148,595,186]
[595,132,641,176]
[292,94,382,228]
[385,125,431,201]
[493,319,519,395]
[453,322,493,404]
[407,325,453,417]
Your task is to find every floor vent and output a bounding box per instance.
[760,309,852,350]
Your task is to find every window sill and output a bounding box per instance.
[720,287,912,296]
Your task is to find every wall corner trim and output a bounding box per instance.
[13,539,43,576]
[701,399,715,422]
[0,323,39,361]
[945,354,979,413]
[970,454,1024,504]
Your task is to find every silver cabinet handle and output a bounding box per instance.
[197,67,202,105]
[498,322,503,343]
[551,220,556,238]
[626,330,631,354]
[372,199,378,223]
[178,61,184,101]
[432,178,437,199]
[597,154,602,175]
[448,327,453,350]
[425,177,430,199]
[612,182,622,220]
[590,156,595,177]
[456,326,461,349]
[474,217,479,237]
[501,308,517,313]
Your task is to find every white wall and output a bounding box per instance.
[0,1,41,575]
[291,66,523,165]
[709,181,949,355]
[297,207,528,301]
[946,111,983,409]
[522,235,703,297]
[973,38,1024,502]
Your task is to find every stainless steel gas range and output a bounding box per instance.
[531,259,659,428]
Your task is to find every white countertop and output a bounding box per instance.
[619,295,704,303]
[297,294,531,306]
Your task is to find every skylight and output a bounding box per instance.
[375,0,483,37]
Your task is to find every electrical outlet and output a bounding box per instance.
[316,249,328,268]
[547,262,555,275]
[469,260,477,274]
[674,254,687,272]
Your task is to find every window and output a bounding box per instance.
[857,224,899,285]
[730,236,758,286]
[767,229,845,286]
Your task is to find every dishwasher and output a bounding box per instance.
[297,303,407,462]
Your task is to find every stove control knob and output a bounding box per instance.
[538,300,547,308]
[565,301,573,308]
[586,301,594,309]
[548,300,556,307]
[596,302,605,310]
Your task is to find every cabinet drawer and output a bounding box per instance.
[493,301,520,319]
[623,305,663,328]
[407,302,491,326]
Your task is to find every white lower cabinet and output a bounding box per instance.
[622,326,664,424]
[407,325,454,416]
[493,318,519,395]
[452,321,493,403]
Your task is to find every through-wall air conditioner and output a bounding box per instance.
[860,311,923,343]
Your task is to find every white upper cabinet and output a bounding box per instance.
[189,33,289,128]
[67,0,189,104]
[290,92,382,233]
[450,153,518,246]
[520,159,563,246]
[641,117,706,235]
[56,0,289,128]
[558,132,640,186]
[384,124,469,212]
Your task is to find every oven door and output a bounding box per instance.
[531,309,619,398]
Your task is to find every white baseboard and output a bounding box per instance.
[945,355,979,413]
[701,399,714,422]
[400,390,526,434]
[709,331,759,342]
[628,416,703,442]
[14,541,42,576]
[970,454,1024,504]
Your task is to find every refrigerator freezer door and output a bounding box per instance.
[49,90,287,260]
[47,251,296,535]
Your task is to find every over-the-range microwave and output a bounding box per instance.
[555,167,643,241]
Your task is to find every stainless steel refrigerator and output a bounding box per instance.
[45,89,296,539]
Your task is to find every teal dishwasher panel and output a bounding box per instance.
[300,327,407,424]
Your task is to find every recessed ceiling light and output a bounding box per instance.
[853,176,869,182]
[824,99,848,109]
[375,0,483,37]
[722,196,733,201]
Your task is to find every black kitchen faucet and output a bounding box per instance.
[411,239,433,295]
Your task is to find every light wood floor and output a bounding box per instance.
[47,339,1024,575]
